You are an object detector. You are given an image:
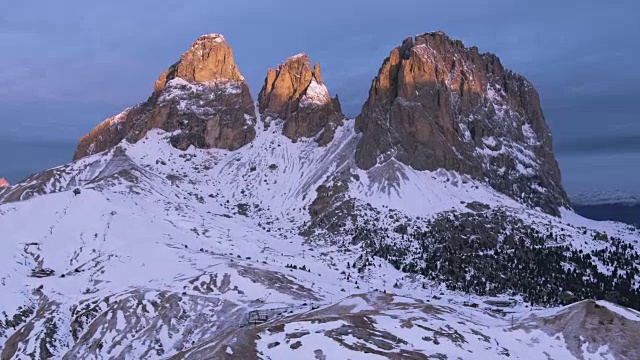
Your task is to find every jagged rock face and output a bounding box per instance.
[0,178,9,188]
[258,54,344,145]
[74,34,256,160]
[153,34,245,91]
[355,32,568,215]
[74,109,131,160]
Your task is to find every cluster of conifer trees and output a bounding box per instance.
[351,210,640,309]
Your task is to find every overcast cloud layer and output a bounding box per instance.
[0,0,638,197]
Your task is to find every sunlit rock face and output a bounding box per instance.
[74,34,256,160]
[355,31,568,215]
[258,53,344,146]
[153,34,246,91]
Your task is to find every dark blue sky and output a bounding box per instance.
[1,0,638,196]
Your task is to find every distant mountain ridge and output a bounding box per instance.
[573,203,640,227]
[571,189,640,206]
[258,53,344,146]
[73,34,257,160]
[570,189,640,226]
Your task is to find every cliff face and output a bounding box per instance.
[74,34,256,160]
[258,54,344,145]
[355,32,568,215]
[153,34,245,91]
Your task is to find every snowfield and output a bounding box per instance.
[1,116,639,359]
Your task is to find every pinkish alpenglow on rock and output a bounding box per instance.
[258,53,344,145]
[74,34,256,160]
[72,31,566,218]
[153,34,246,92]
[0,178,9,188]
[355,31,568,216]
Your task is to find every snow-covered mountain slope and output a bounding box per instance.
[354,32,568,217]
[1,116,640,359]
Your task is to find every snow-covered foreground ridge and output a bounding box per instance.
[1,120,640,359]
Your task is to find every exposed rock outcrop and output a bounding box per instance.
[258,54,344,145]
[153,34,245,91]
[74,34,256,160]
[0,178,9,188]
[355,31,568,215]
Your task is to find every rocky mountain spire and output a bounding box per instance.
[153,34,245,92]
[75,34,256,160]
[258,54,344,145]
[355,31,568,215]
[0,178,9,188]
[313,61,323,84]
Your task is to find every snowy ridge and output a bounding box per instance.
[125,118,356,219]
[199,33,226,42]
[106,108,131,127]
[287,53,307,61]
[299,79,331,108]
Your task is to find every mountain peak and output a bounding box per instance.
[153,33,244,92]
[259,53,313,116]
[0,178,9,188]
[355,31,568,215]
[416,30,456,41]
[258,54,344,145]
[75,34,256,160]
[423,30,447,36]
